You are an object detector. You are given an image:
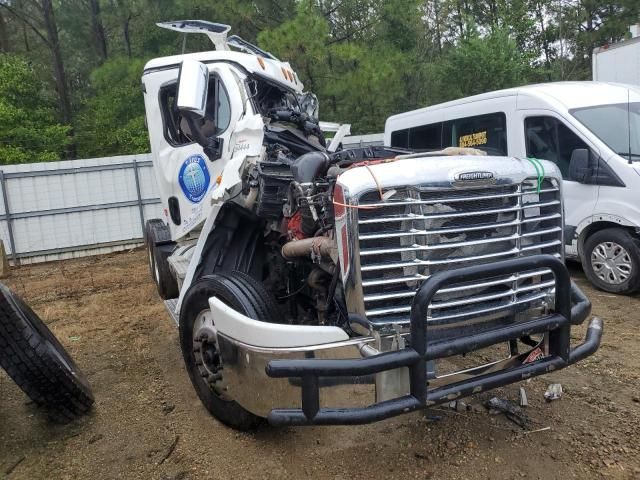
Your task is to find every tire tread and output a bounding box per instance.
[0,285,94,423]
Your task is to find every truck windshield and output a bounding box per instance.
[571,102,640,162]
[251,75,301,115]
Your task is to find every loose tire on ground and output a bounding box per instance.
[145,219,179,300]
[179,271,280,430]
[582,227,640,295]
[0,284,94,423]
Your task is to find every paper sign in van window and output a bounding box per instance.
[459,131,488,148]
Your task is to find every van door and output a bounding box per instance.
[519,111,600,257]
[146,63,245,240]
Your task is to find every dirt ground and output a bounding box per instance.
[0,249,638,480]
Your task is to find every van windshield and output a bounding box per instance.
[571,102,640,162]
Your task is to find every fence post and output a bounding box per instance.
[132,159,146,236]
[0,170,18,265]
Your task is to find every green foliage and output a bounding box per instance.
[75,57,148,157]
[432,29,529,102]
[0,54,70,164]
[0,0,639,161]
[258,0,424,133]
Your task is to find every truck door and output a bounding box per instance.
[145,63,246,240]
[519,111,600,257]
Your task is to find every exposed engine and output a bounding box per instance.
[242,114,406,328]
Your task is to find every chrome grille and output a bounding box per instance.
[356,178,562,334]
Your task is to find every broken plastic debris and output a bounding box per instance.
[447,400,468,412]
[484,396,531,429]
[544,383,563,401]
[523,347,544,364]
[519,386,528,407]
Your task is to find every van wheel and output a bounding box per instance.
[179,272,280,431]
[145,219,179,299]
[582,228,640,294]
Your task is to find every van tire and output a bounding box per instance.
[0,284,94,423]
[582,228,640,294]
[179,272,279,431]
[145,219,179,300]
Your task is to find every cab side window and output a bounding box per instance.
[524,116,588,179]
[159,75,231,146]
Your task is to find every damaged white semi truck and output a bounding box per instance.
[141,21,603,430]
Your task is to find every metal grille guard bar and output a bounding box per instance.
[266,255,602,426]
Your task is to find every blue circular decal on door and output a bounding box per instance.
[178,154,211,203]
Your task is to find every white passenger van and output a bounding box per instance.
[385,82,640,294]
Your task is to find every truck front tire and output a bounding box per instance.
[179,272,280,430]
[582,228,640,294]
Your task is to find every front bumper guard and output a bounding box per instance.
[264,255,602,426]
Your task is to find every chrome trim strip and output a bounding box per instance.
[363,278,556,304]
[365,291,550,319]
[358,213,561,240]
[359,187,559,208]
[359,227,561,256]
[357,200,560,225]
[360,243,561,271]
[362,268,551,289]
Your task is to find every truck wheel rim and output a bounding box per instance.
[192,309,229,400]
[591,241,632,285]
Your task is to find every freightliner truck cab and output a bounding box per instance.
[141,20,602,430]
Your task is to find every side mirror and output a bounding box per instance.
[569,148,592,183]
[176,60,224,161]
[176,59,209,118]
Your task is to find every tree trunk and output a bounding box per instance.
[488,0,497,29]
[22,23,30,52]
[41,0,76,158]
[123,14,132,57]
[89,0,108,62]
[455,0,465,38]
[585,10,594,69]
[535,5,552,80]
[0,9,8,52]
[434,0,442,55]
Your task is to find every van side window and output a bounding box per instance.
[390,128,409,148]
[409,124,441,150]
[390,112,506,154]
[390,125,441,150]
[443,112,507,155]
[159,76,231,146]
[524,116,588,179]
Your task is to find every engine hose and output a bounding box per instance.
[281,237,338,264]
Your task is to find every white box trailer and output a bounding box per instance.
[593,35,640,86]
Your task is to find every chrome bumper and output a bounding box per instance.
[215,255,602,425]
